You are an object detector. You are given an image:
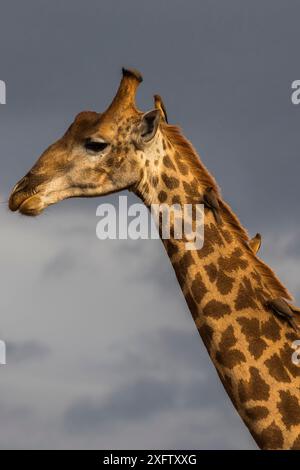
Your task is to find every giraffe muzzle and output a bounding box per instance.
[8,176,44,215]
[9,191,44,216]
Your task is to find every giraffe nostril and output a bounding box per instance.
[12,176,29,194]
[9,176,31,212]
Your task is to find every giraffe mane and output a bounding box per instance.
[161,123,219,192]
[161,122,293,301]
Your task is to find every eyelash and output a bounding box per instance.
[85,141,108,152]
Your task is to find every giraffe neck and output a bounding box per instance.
[134,123,300,450]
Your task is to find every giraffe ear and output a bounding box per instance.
[154,94,168,123]
[139,109,160,143]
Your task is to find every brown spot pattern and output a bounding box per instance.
[173,252,195,288]
[220,228,233,244]
[163,154,176,170]
[277,390,300,430]
[245,405,269,421]
[279,342,300,379]
[238,367,270,403]
[203,299,232,319]
[176,159,189,176]
[261,316,281,342]
[162,173,180,189]
[265,354,291,383]
[257,421,284,450]
[158,190,167,203]
[235,278,259,311]
[204,263,218,283]
[215,325,246,369]
[216,271,234,295]
[204,262,233,295]
[206,224,225,248]
[182,178,199,198]
[191,273,208,303]
[172,195,181,205]
[198,224,225,259]
[164,240,179,257]
[218,248,248,273]
[237,317,268,360]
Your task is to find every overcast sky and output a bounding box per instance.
[0,0,300,449]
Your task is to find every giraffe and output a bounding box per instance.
[8,68,300,450]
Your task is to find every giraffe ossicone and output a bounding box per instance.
[8,67,300,450]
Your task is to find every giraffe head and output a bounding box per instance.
[9,68,165,216]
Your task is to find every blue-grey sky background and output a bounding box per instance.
[0,0,299,449]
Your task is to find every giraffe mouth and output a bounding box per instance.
[9,181,116,216]
[9,191,45,216]
[18,195,45,216]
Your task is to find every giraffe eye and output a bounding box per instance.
[84,140,109,153]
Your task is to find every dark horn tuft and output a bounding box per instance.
[122,67,143,83]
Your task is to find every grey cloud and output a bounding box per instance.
[64,378,174,433]
[99,327,210,375]
[43,249,81,278]
[0,0,299,450]
[63,375,233,435]
[6,340,51,364]
[63,326,249,447]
